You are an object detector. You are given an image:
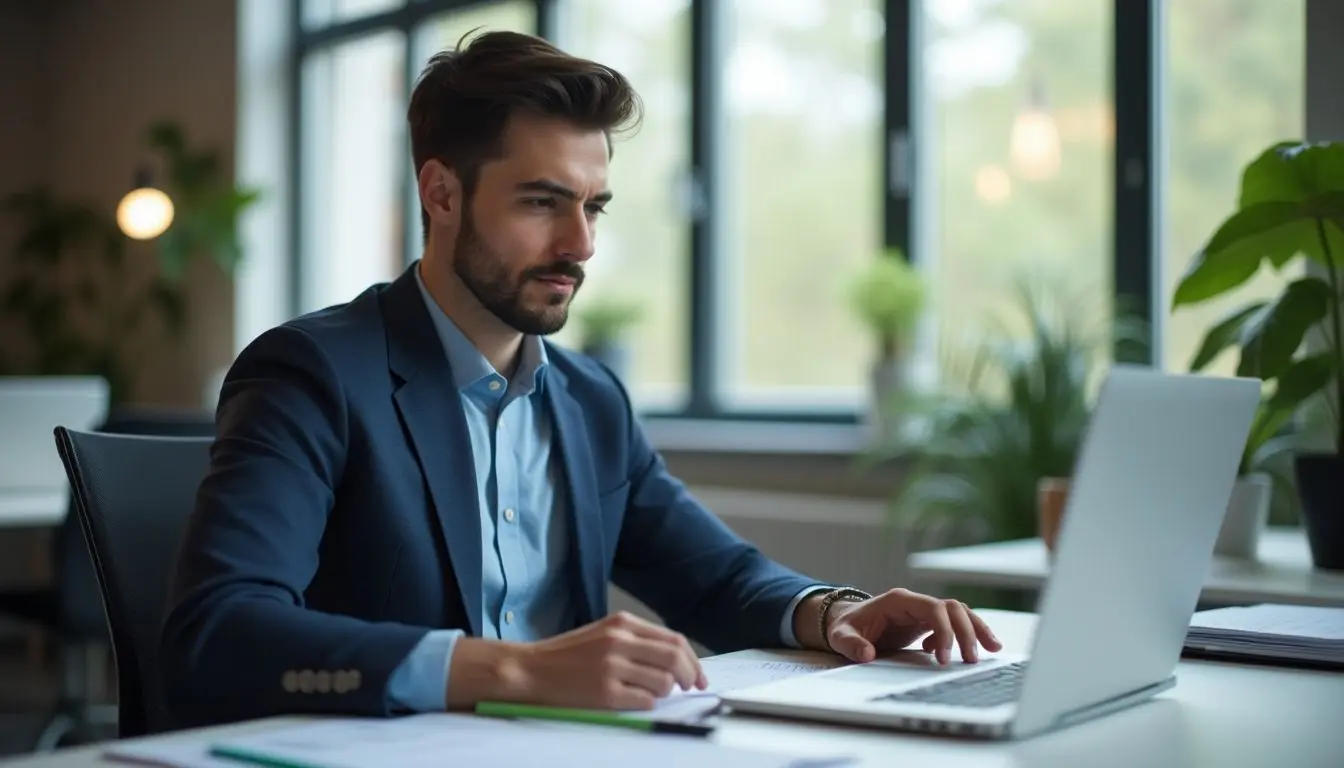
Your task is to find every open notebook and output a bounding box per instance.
[1183,603,1344,670]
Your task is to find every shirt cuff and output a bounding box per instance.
[779,584,833,649]
[386,629,464,712]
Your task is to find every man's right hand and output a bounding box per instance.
[447,611,707,711]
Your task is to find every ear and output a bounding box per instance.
[418,159,461,228]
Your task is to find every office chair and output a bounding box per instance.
[0,408,214,751]
[50,419,214,741]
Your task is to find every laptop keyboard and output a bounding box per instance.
[874,661,1028,708]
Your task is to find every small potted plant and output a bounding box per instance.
[848,250,926,440]
[574,296,642,382]
[1171,140,1344,570]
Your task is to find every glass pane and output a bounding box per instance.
[1162,0,1306,374]
[303,0,402,30]
[549,0,691,411]
[299,31,406,313]
[411,0,535,59]
[723,0,885,410]
[922,0,1114,392]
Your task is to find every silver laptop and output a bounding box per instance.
[721,366,1261,740]
[0,376,109,494]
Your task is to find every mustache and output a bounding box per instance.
[525,262,585,282]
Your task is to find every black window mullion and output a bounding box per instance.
[288,0,305,317]
[883,0,915,260]
[687,0,723,417]
[1112,0,1159,365]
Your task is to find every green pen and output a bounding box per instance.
[475,700,715,737]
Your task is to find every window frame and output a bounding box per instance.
[289,0,1160,425]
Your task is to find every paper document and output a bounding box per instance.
[682,656,849,696]
[1186,604,1344,665]
[117,713,854,768]
[630,656,847,723]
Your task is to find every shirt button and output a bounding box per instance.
[488,379,502,392]
[504,611,515,625]
[503,508,516,523]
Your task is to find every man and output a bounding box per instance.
[159,30,1000,728]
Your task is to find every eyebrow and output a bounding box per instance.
[516,179,613,204]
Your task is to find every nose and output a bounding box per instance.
[555,209,595,263]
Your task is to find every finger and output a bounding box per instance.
[603,680,657,711]
[621,636,699,692]
[964,606,1003,652]
[828,622,876,663]
[673,632,708,690]
[608,613,704,691]
[917,599,955,665]
[613,656,678,700]
[921,632,938,654]
[945,601,980,663]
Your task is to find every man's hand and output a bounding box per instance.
[822,588,1002,665]
[453,611,707,711]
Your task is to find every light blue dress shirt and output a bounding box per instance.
[385,267,824,711]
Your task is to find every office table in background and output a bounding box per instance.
[909,528,1344,608]
[6,609,1342,768]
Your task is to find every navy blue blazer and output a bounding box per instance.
[159,265,815,727]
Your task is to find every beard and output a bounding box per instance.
[451,213,584,336]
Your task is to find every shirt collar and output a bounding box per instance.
[413,262,549,396]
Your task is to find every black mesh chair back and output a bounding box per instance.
[52,426,214,737]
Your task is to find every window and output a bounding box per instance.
[299,30,407,313]
[284,1,1301,425]
[550,0,692,410]
[304,0,402,30]
[921,0,1114,385]
[1160,0,1306,375]
[721,0,885,411]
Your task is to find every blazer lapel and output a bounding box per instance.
[545,366,607,625]
[381,268,483,637]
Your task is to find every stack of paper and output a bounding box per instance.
[1185,603,1344,667]
[631,656,848,723]
[107,713,855,768]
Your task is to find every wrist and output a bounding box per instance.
[444,637,531,710]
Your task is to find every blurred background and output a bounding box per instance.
[1,0,1341,757]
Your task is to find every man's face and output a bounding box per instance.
[436,114,610,336]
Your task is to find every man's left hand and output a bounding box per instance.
[824,588,1003,665]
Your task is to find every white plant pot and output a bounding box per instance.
[865,358,903,443]
[1214,473,1272,559]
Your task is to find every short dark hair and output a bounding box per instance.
[407,29,642,240]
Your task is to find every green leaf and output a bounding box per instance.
[1266,352,1337,412]
[1236,277,1334,378]
[1188,302,1266,371]
[1172,202,1305,307]
[1238,142,1344,207]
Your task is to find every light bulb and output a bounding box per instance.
[116,187,175,240]
[1010,109,1061,181]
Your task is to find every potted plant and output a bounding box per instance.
[574,296,642,382]
[1171,140,1343,570]
[848,249,926,440]
[868,277,1144,549]
[0,119,260,406]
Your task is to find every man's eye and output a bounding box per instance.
[525,198,556,209]
[585,204,607,217]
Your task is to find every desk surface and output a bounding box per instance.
[909,527,1344,608]
[10,609,1344,768]
[0,492,66,529]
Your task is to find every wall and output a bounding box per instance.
[1,0,239,407]
[0,0,239,634]
[0,0,53,367]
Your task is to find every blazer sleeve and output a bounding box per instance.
[605,379,818,653]
[159,325,431,727]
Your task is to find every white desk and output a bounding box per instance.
[8,610,1343,767]
[0,492,67,529]
[909,527,1344,608]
